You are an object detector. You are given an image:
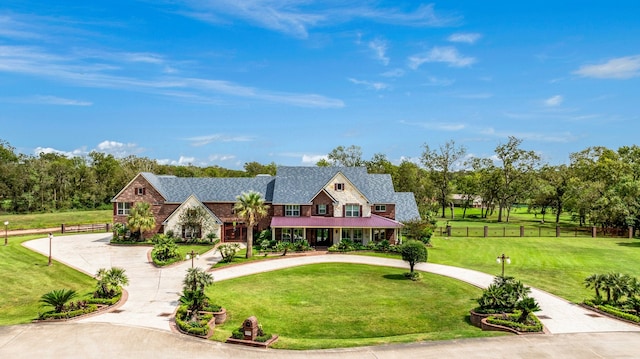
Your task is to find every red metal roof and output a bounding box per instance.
[270,214,402,228]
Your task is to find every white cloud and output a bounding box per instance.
[348,78,389,91]
[175,2,459,39]
[185,134,255,147]
[368,38,389,65]
[33,146,86,158]
[448,32,482,44]
[544,95,564,107]
[177,156,195,165]
[480,127,577,143]
[408,46,476,69]
[573,55,640,79]
[399,120,466,131]
[301,154,327,164]
[381,68,405,77]
[3,95,92,106]
[423,76,454,86]
[208,154,236,161]
[0,45,344,108]
[96,140,142,157]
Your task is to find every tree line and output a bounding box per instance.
[2,137,640,230]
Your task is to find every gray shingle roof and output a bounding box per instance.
[272,166,396,204]
[137,167,419,222]
[141,173,275,202]
[394,192,421,222]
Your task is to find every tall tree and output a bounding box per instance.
[327,145,364,167]
[234,191,269,259]
[494,137,541,222]
[127,202,156,239]
[421,140,466,218]
[244,161,277,176]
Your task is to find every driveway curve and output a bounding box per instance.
[18,233,640,358]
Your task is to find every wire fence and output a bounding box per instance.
[435,225,633,238]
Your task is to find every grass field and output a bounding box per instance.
[1,210,112,230]
[0,234,96,325]
[209,263,502,349]
[428,235,640,303]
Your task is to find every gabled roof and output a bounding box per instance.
[272,166,396,204]
[130,173,275,203]
[162,194,223,225]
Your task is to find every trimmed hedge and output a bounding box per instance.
[38,304,98,320]
[175,305,213,336]
[87,292,122,305]
[584,301,640,323]
[486,313,543,332]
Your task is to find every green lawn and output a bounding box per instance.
[0,235,96,325]
[428,235,640,303]
[209,263,501,349]
[1,210,112,230]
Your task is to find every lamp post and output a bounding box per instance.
[496,253,510,277]
[3,221,8,246]
[48,232,53,266]
[186,250,199,268]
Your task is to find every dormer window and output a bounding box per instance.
[136,187,146,196]
[334,183,344,191]
[374,205,386,212]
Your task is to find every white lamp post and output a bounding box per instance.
[496,253,511,277]
[48,233,53,266]
[3,221,8,246]
[186,250,200,268]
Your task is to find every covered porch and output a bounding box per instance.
[270,215,403,247]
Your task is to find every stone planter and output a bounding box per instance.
[469,309,491,328]
[213,307,227,325]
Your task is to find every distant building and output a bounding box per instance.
[450,194,483,208]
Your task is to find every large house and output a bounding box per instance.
[112,166,420,246]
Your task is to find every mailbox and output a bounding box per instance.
[243,316,259,341]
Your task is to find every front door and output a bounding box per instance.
[316,228,331,247]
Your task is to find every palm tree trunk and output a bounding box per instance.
[245,225,253,258]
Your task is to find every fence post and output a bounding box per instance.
[556,226,560,238]
[539,227,541,237]
[592,226,597,238]
[467,227,469,237]
[106,223,111,232]
[61,224,65,234]
[446,225,452,237]
[629,226,633,239]
[503,227,506,237]
[520,226,524,237]
[484,226,488,238]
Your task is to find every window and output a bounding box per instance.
[182,225,201,239]
[342,228,364,245]
[135,187,146,196]
[334,183,344,191]
[282,228,304,241]
[317,204,327,215]
[345,204,360,217]
[373,229,386,241]
[374,204,386,212]
[117,202,131,215]
[285,205,300,217]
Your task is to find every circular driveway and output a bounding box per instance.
[10,233,640,358]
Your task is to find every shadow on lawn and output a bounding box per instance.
[382,274,407,281]
[616,241,640,247]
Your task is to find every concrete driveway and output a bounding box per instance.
[16,233,640,358]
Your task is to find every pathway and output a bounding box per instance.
[23,233,640,334]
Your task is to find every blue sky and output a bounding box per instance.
[1,1,639,169]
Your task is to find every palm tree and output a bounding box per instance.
[95,267,129,298]
[183,267,214,293]
[584,273,605,301]
[40,289,77,313]
[127,202,156,240]
[516,296,541,323]
[234,191,269,258]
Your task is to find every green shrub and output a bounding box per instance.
[219,243,240,263]
[598,304,640,322]
[87,292,121,305]
[151,235,180,262]
[39,304,98,320]
[375,239,390,252]
[231,327,244,339]
[486,312,543,332]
